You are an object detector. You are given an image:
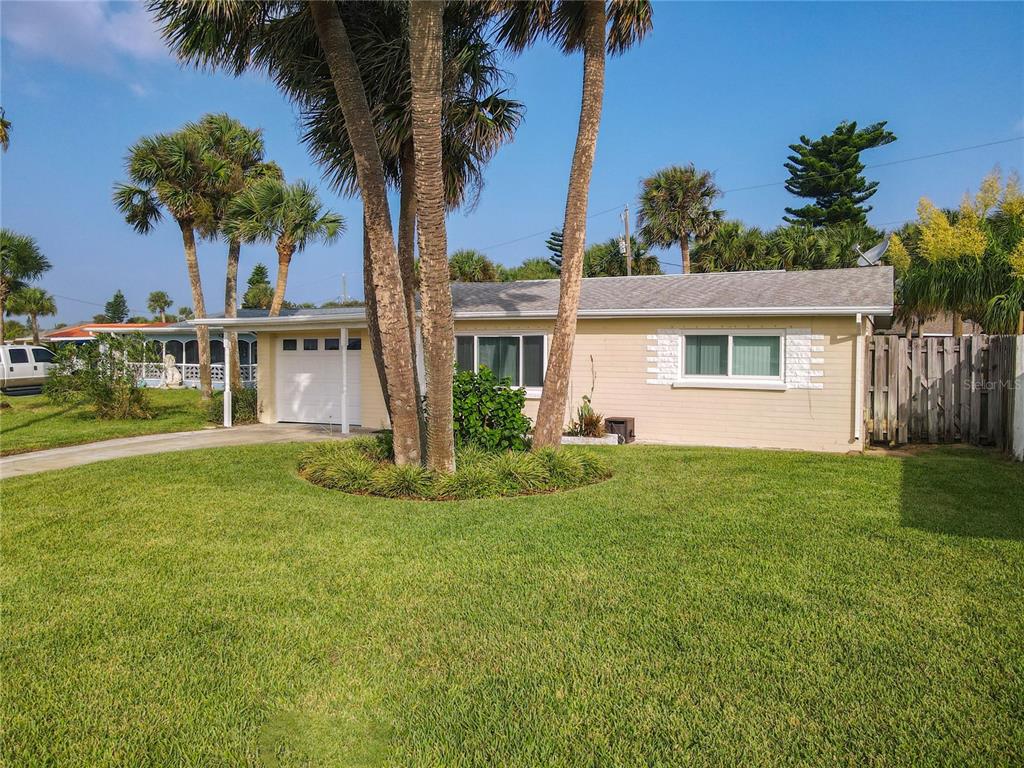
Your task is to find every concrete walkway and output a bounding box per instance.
[0,423,358,479]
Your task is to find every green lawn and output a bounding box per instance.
[0,388,210,455]
[2,444,1022,766]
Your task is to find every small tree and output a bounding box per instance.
[104,290,129,323]
[7,287,57,344]
[44,333,156,419]
[242,263,274,309]
[147,290,173,322]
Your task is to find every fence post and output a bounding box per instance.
[1014,336,1023,461]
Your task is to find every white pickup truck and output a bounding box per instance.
[0,344,56,392]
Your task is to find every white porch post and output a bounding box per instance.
[223,332,233,428]
[341,327,349,433]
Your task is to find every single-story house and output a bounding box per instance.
[192,267,894,453]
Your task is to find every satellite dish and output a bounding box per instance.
[856,237,889,267]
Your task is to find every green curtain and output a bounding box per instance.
[478,337,519,383]
[732,335,780,376]
[685,335,727,375]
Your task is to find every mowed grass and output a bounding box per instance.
[0,388,209,455]
[2,444,1022,766]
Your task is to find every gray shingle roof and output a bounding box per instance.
[450,267,893,316]
[193,267,893,326]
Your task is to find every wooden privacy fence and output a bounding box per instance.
[865,335,1017,448]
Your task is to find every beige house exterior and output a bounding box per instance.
[194,268,893,454]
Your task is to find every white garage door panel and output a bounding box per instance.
[276,347,361,425]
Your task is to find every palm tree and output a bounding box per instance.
[177,306,194,321]
[449,249,502,282]
[409,0,456,471]
[113,130,228,400]
[147,290,173,322]
[226,179,343,317]
[0,108,10,152]
[0,229,51,343]
[637,164,723,275]
[7,287,56,344]
[493,0,654,448]
[691,221,771,273]
[187,113,280,390]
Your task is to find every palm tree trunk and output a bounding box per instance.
[179,220,212,400]
[30,313,39,345]
[363,218,391,419]
[410,0,455,473]
[310,0,421,464]
[398,142,426,454]
[224,238,242,390]
[269,241,293,318]
[533,0,607,449]
[680,236,690,275]
[952,311,963,336]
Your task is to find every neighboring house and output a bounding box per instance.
[192,267,894,453]
[46,322,258,390]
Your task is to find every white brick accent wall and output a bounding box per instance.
[785,328,825,389]
[645,331,681,385]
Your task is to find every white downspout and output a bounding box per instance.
[854,312,864,444]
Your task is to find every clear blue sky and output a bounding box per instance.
[2,1,1022,325]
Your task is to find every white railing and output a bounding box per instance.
[127,362,257,386]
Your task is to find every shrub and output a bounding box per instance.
[434,464,502,500]
[372,463,434,499]
[565,396,605,437]
[452,366,532,452]
[299,443,611,500]
[44,333,154,420]
[486,451,551,494]
[207,387,259,425]
[348,432,393,462]
[574,450,613,482]
[535,446,586,488]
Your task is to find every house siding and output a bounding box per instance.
[266,315,863,453]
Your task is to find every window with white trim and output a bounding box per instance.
[679,331,783,383]
[455,334,546,389]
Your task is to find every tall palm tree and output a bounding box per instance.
[113,130,229,400]
[226,178,343,317]
[409,0,456,472]
[187,113,280,389]
[493,0,653,448]
[147,291,173,322]
[0,229,51,343]
[7,287,56,344]
[637,164,723,275]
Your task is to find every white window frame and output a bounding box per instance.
[456,332,548,399]
[673,329,786,390]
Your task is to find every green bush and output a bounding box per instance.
[535,446,586,488]
[486,451,551,494]
[348,432,394,462]
[452,366,532,452]
[434,464,502,500]
[207,387,259,425]
[298,442,611,500]
[44,333,154,420]
[372,463,434,499]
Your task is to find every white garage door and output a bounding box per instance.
[276,336,361,425]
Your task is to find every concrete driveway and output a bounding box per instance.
[0,423,359,479]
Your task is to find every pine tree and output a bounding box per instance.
[545,230,564,271]
[784,120,896,227]
[242,263,274,309]
[104,290,129,323]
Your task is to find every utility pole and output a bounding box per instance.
[341,274,348,304]
[621,204,633,277]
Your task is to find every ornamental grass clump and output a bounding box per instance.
[299,439,611,500]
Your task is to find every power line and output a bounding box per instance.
[478,202,625,252]
[721,136,1023,195]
